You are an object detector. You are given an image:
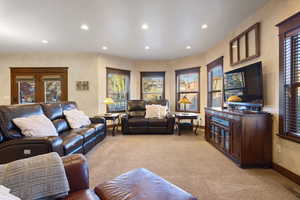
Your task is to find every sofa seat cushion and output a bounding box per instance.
[128,117,148,127]
[94,168,197,200]
[71,127,97,142]
[60,132,84,154]
[64,189,100,200]
[88,123,105,132]
[148,118,167,127]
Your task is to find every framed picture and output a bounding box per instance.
[76,81,89,91]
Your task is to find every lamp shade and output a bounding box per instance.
[103,97,115,105]
[178,96,192,104]
[227,96,242,102]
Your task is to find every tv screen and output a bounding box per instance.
[224,61,263,106]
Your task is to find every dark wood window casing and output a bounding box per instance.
[207,57,224,108]
[175,67,200,113]
[277,12,300,143]
[106,67,131,113]
[11,67,68,104]
[140,72,165,101]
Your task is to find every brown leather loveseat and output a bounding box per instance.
[0,101,106,164]
[121,100,175,134]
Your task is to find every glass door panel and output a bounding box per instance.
[42,75,62,103]
[16,76,36,104]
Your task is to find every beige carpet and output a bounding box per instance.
[86,132,300,200]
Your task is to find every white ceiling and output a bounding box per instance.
[0,0,268,60]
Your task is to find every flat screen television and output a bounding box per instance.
[224,61,263,107]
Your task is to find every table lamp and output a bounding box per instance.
[104,97,115,115]
[178,96,192,112]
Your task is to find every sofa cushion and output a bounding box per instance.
[128,118,148,127]
[64,109,91,129]
[148,118,168,127]
[89,123,105,132]
[42,103,63,120]
[60,132,84,155]
[71,127,97,142]
[53,119,70,134]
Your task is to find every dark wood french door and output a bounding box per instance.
[11,67,68,104]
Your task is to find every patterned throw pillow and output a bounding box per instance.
[13,114,58,137]
[63,109,91,129]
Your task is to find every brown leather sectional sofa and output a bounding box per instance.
[0,101,106,164]
[121,100,175,134]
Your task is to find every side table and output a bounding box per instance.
[175,113,199,136]
[96,113,120,136]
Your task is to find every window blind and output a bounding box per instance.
[283,30,300,137]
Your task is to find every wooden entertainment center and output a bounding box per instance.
[205,107,272,168]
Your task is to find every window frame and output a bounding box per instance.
[106,67,131,113]
[140,71,165,101]
[207,56,224,108]
[277,11,300,143]
[175,67,200,113]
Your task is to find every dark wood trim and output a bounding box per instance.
[277,11,300,141]
[230,23,260,66]
[175,67,201,113]
[207,57,224,108]
[10,67,68,104]
[106,67,131,113]
[273,162,300,185]
[140,71,165,100]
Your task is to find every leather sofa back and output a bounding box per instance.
[41,101,77,134]
[0,104,44,139]
[0,130,4,143]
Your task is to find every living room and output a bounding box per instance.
[0,0,300,199]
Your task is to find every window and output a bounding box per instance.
[106,68,130,112]
[207,57,223,108]
[141,72,165,101]
[10,68,68,104]
[175,67,200,112]
[277,12,300,142]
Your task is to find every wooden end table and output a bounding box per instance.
[175,113,199,136]
[97,113,120,136]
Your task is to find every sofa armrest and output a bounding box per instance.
[0,136,63,164]
[90,117,106,124]
[62,154,89,193]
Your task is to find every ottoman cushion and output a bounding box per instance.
[94,168,197,200]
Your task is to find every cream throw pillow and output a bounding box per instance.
[145,105,167,119]
[63,109,91,129]
[145,105,161,118]
[13,115,58,137]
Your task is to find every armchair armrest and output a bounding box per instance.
[62,154,89,193]
[90,117,106,124]
[0,136,63,164]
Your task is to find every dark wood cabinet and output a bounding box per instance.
[205,107,272,168]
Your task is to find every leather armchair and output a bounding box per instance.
[121,100,174,134]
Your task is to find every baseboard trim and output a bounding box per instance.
[273,163,300,185]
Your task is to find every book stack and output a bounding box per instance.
[0,185,20,200]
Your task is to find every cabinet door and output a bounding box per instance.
[231,121,241,159]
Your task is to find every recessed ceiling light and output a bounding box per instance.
[145,46,150,50]
[102,46,108,50]
[232,45,238,48]
[201,24,208,29]
[186,45,191,50]
[41,40,48,44]
[141,23,149,30]
[80,24,89,30]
